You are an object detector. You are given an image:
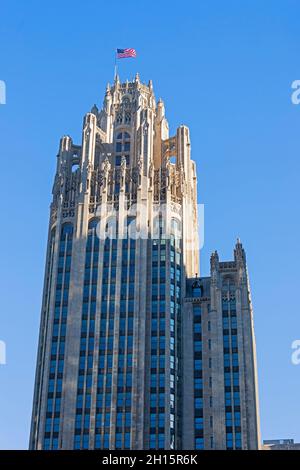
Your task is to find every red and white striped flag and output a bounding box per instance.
[116,48,137,59]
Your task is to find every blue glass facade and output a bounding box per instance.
[149,237,166,450]
[74,219,98,449]
[73,218,136,449]
[222,298,242,450]
[149,217,181,450]
[44,223,73,450]
[114,236,135,450]
[193,304,204,450]
[95,236,114,449]
[170,228,181,450]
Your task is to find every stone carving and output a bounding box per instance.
[121,155,127,171]
[102,156,111,174]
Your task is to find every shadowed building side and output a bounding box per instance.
[182,241,260,450]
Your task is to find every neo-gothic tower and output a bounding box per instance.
[30,74,199,450]
[30,75,260,450]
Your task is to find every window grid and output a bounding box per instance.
[44,223,73,450]
[222,298,241,450]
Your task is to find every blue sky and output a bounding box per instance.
[1,0,300,449]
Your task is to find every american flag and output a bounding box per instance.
[117,48,137,59]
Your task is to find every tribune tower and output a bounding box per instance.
[30,75,260,450]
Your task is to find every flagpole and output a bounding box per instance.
[114,49,117,81]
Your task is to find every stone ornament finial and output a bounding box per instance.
[210,250,219,273]
[121,155,127,170]
[234,238,246,266]
[102,156,111,174]
[137,154,143,173]
[91,104,98,117]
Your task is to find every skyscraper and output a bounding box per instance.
[183,244,260,449]
[30,75,260,450]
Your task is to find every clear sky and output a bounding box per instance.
[0,0,300,449]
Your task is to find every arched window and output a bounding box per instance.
[116,132,130,142]
[88,218,99,235]
[222,276,235,295]
[61,223,73,240]
[122,97,130,108]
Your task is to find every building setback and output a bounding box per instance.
[262,439,300,450]
[30,75,260,450]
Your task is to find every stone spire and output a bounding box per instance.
[234,238,246,266]
[210,250,219,272]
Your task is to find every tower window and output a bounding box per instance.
[61,223,73,238]
[116,132,130,140]
[192,282,202,298]
[115,132,131,166]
